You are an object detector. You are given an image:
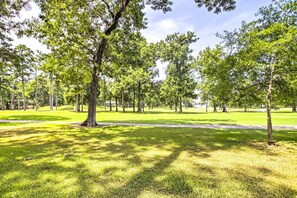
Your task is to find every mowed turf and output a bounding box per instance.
[0,107,296,125]
[0,123,296,197]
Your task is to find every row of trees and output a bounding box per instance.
[198,0,297,144]
[1,0,296,144]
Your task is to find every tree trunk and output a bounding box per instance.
[213,102,217,112]
[55,95,58,110]
[1,95,5,110]
[222,104,227,112]
[35,68,38,110]
[122,88,125,112]
[133,86,135,112]
[206,102,208,112]
[174,98,178,113]
[21,76,26,111]
[244,106,247,112]
[76,94,80,112]
[103,78,106,112]
[49,75,53,111]
[292,101,296,112]
[82,0,131,126]
[137,81,141,112]
[17,87,20,111]
[10,90,14,110]
[82,65,99,126]
[115,96,118,112]
[81,94,84,112]
[179,97,183,113]
[109,93,112,111]
[266,56,276,145]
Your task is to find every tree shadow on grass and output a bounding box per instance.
[0,125,296,197]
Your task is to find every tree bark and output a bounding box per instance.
[55,95,58,110]
[81,94,84,112]
[137,81,141,112]
[17,86,20,110]
[213,102,217,112]
[133,87,135,112]
[35,68,38,110]
[174,98,178,113]
[82,0,131,126]
[82,65,99,126]
[206,102,208,112]
[122,88,125,112]
[21,76,26,111]
[222,103,227,112]
[179,97,183,113]
[266,55,275,145]
[1,95,4,110]
[115,96,118,112]
[76,94,80,112]
[10,90,14,110]
[49,74,53,111]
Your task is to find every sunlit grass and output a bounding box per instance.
[0,123,296,197]
[0,106,296,125]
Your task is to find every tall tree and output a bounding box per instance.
[13,45,35,111]
[160,32,198,113]
[31,0,236,126]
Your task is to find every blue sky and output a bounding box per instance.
[142,0,271,55]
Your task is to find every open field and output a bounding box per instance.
[0,107,296,126]
[0,108,296,197]
[0,122,296,197]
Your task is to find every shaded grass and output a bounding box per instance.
[0,108,296,125]
[0,124,296,197]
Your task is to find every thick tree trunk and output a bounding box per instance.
[213,102,217,112]
[81,94,84,112]
[244,106,247,112]
[122,88,125,112]
[21,76,26,111]
[82,66,99,126]
[179,97,183,113]
[76,94,80,112]
[49,75,53,111]
[82,0,131,126]
[292,101,296,112]
[266,56,275,145]
[115,96,118,112]
[137,81,141,112]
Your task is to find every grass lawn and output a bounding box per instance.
[0,123,296,197]
[0,107,296,126]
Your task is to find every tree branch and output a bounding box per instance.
[102,0,115,19]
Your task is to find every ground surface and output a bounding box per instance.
[0,108,296,197]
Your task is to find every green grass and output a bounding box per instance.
[0,123,296,197]
[0,107,296,125]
